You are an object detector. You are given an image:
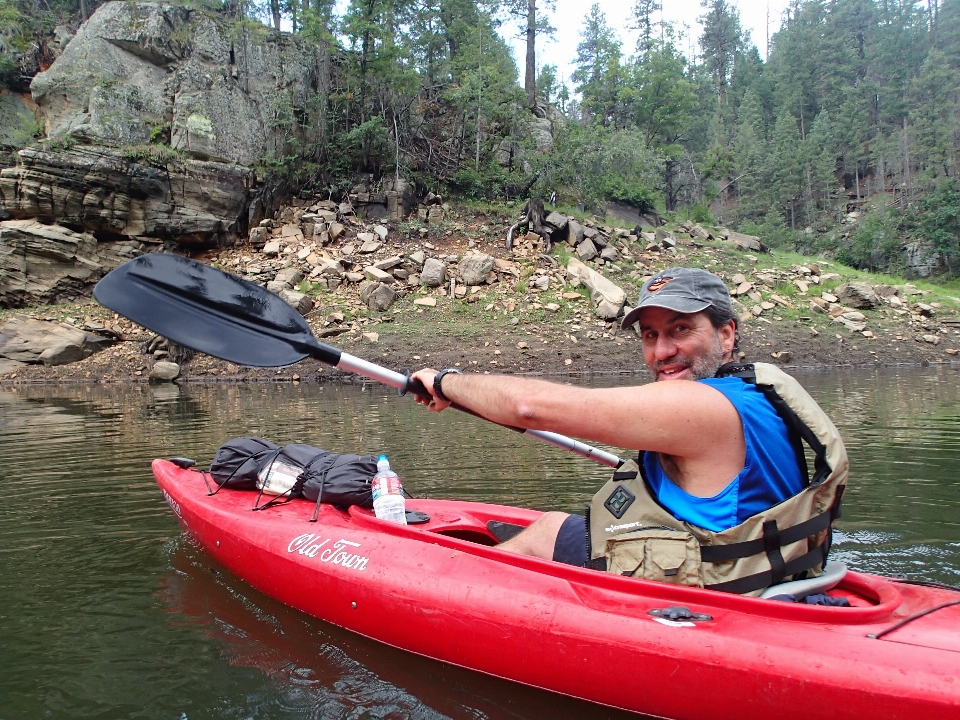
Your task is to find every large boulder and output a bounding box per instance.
[360,281,397,311]
[0,315,114,365]
[566,257,627,318]
[458,252,494,285]
[836,282,880,309]
[728,231,769,253]
[0,219,140,307]
[420,258,446,287]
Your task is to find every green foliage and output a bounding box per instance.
[543,124,662,211]
[831,205,905,272]
[121,143,185,166]
[601,176,656,212]
[915,179,960,272]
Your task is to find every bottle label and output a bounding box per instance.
[372,474,403,500]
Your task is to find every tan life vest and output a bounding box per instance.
[586,362,848,596]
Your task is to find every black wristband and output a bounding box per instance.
[433,368,462,402]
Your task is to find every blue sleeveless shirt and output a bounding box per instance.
[642,376,805,532]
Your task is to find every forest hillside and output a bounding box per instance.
[0,0,958,280]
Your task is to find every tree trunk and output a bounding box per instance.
[271,0,281,30]
[525,0,536,108]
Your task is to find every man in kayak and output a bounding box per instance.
[411,267,845,582]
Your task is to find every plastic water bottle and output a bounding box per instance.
[371,455,407,525]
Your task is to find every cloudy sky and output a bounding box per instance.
[508,0,791,87]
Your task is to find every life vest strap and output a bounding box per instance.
[699,509,833,562]
[705,542,829,594]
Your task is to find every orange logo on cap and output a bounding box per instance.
[647,276,674,293]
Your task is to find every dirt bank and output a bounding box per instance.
[3,202,959,386]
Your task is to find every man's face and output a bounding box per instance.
[637,306,736,381]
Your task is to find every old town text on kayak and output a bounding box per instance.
[288,533,369,571]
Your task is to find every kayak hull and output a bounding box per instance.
[154,459,960,719]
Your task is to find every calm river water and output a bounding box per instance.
[2,367,959,720]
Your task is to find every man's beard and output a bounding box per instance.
[652,338,726,381]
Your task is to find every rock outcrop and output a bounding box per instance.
[0,315,114,366]
[0,1,329,246]
[0,148,252,246]
[0,219,140,307]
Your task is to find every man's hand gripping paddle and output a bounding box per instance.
[94,254,625,468]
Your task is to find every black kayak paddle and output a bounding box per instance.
[94,254,624,468]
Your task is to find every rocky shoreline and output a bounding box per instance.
[3,197,960,387]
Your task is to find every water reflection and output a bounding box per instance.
[1,366,959,718]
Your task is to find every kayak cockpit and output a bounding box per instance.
[345,501,907,620]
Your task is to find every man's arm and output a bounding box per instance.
[411,369,744,468]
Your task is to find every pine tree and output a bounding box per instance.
[698,0,744,108]
[770,109,804,228]
[908,49,957,179]
[806,110,838,219]
[631,0,662,59]
[571,4,624,126]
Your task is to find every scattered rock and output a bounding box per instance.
[360,282,397,311]
[279,289,314,315]
[149,361,181,382]
[458,253,494,285]
[362,332,379,343]
[566,257,627,318]
[413,297,437,307]
[836,282,880,309]
[329,222,346,240]
[545,212,568,231]
[408,251,426,269]
[923,334,941,344]
[263,240,281,256]
[600,246,620,262]
[577,239,599,261]
[275,268,304,287]
[364,266,393,283]
[420,258,446,287]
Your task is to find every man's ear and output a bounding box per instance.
[718,320,737,357]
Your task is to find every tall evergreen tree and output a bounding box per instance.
[698,0,744,108]
[571,4,624,126]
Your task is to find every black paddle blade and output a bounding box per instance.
[94,254,340,368]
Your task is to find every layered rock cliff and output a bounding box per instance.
[1,1,329,246]
[0,1,330,307]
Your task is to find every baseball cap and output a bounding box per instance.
[620,267,733,330]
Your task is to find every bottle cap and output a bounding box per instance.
[378,454,388,462]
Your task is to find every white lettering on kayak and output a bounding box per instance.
[605,521,643,533]
[163,489,182,519]
[287,534,368,571]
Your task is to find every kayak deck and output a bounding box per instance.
[154,459,960,720]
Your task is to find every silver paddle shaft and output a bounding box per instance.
[337,352,625,468]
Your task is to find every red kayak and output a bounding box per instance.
[153,458,960,719]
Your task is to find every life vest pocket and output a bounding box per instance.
[605,528,703,587]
